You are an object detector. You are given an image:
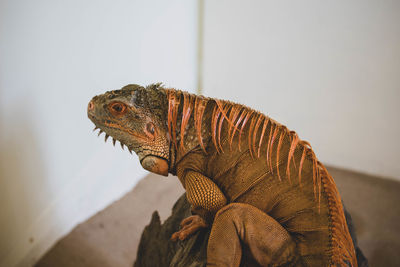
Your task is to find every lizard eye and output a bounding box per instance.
[109,102,127,115]
[145,122,156,140]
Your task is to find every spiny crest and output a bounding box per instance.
[194,96,208,152]
[165,89,321,198]
[166,89,211,152]
[167,89,182,150]
[180,93,195,151]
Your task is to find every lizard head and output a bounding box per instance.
[87,84,170,176]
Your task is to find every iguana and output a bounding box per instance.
[87,83,357,266]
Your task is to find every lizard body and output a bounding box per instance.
[88,84,357,266]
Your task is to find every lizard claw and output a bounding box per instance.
[171,215,208,241]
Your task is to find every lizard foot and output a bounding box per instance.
[171,215,208,241]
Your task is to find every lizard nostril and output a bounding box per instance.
[88,100,94,111]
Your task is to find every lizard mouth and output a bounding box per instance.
[93,125,135,154]
[89,114,170,175]
[89,114,143,154]
[91,121,170,169]
[89,113,148,141]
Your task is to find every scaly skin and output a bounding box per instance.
[88,84,357,267]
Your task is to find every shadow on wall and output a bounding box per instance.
[0,102,53,264]
[35,227,122,267]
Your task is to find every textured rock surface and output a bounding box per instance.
[134,193,369,267]
[133,194,208,267]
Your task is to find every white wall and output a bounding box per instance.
[202,0,400,180]
[0,0,197,266]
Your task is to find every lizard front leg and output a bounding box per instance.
[171,170,227,241]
